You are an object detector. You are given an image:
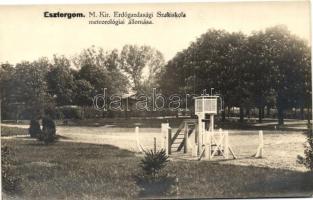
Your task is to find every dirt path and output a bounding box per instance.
[1,124,308,172]
[1,124,163,152]
[224,131,307,172]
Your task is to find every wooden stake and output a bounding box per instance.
[184,122,188,153]
[168,129,172,155]
[135,126,142,152]
[161,123,169,154]
[255,130,264,158]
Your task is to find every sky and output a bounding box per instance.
[0,1,311,65]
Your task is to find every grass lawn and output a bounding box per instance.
[2,138,313,199]
[1,126,28,137]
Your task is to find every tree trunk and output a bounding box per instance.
[227,106,230,118]
[239,106,244,123]
[124,109,128,119]
[81,107,85,119]
[258,106,263,123]
[221,110,226,122]
[300,106,304,120]
[278,106,284,125]
[246,108,250,118]
[293,107,297,119]
[266,106,270,117]
[307,105,311,124]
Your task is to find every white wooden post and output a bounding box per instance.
[195,123,198,156]
[255,130,264,158]
[197,116,203,156]
[259,130,264,157]
[208,132,212,160]
[204,131,212,160]
[218,128,223,151]
[154,137,157,153]
[161,123,169,155]
[204,132,208,159]
[210,114,214,131]
[135,126,142,152]
[168,128,172,155]
[161,123,167,149]
[224,131,229,159]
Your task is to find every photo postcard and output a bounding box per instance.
[0,1,312,199]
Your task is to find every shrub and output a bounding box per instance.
[40,117,56,144]
[57,106,82,119]
[1,145,20,193]
[44,106,58,120]
[29,119,41,138]
[140,149,169,181]
[298,124,313,171]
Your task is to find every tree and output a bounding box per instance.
[12,58,53,120]
[47,55,76,106]
[119,45,165,93]
[74,46,129,95]
[141,48,165,92]
[103,49,130,94]
[211,32,249,122]
[260,25,311,125]
[160,26,311,126]
[158,51,187,95]
[246,30,275,123]
[0,63,14,119]
[73,79,94,118]
[159,30,249,121]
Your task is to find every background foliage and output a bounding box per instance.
[0,25,311,124]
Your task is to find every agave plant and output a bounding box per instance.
[140,149,169,180]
